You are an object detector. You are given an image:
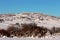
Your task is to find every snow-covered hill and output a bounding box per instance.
[0,12,60,29]
[0,12,60,40]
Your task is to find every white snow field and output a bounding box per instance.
[0,12,60,40]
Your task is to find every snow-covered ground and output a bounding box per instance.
[0,35,60,40]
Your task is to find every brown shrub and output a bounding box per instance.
[6,23,48,37]
[48,27,60,35]
[0,29,10,37]
[0,19,4,23]
[19,23,48,37]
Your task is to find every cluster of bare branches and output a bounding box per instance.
[0,23,60,38]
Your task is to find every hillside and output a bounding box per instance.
[0,12,60,40]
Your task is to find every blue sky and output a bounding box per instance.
[0,0,60,17]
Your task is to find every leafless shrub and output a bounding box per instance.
[48,27,60,35]
[7,26,19,37]
[32,26,48,37]
[20,23,48,37]
[19,24,33,37]
[0,29,10,37]
[0,19,4,23]
[52,27,60,33]
[0,23,60,38]
[0,23,51,38]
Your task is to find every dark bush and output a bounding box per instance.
[0,29,10,37]
[0,19,4,23]
[6,23,48,37]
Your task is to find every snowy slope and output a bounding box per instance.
[0,12,60,40]
[0,12,60,30]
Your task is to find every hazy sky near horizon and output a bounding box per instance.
[0,0,60,17]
